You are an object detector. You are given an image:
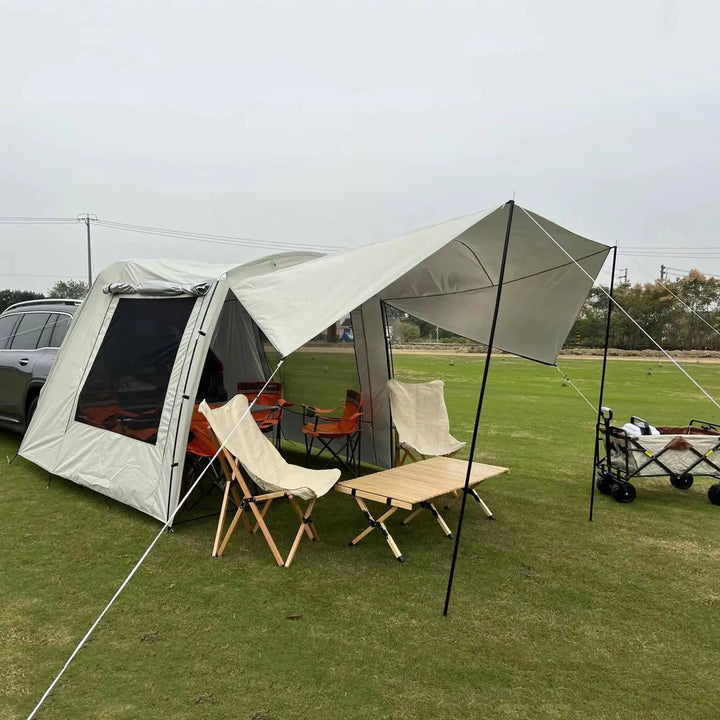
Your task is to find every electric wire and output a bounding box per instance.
[26,360,285,720]
[623,256,720,340]
[93,219,347,253]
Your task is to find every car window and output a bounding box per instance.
[9,312,52,350]
[38,314,57,348]
[49,313,72,347]
[0,314,20,350]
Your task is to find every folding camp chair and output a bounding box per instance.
[386,378,494,520]
[200,395,340,567]
[301,389,363,476]
[238,381,294,449]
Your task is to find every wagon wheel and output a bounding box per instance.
[670,474,694,490]
[708,484,720,506]
[596,473,614,495]
[610,481,636,504]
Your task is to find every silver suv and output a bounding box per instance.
[0,299,81,432]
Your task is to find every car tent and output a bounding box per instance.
[20,202,610,523]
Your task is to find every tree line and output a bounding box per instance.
[568,269,720,350]
[0,280,89,314]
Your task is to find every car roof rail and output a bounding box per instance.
[3,298,83,312]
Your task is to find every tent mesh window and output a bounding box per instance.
[262,317,360,411]
[75,297,197,444]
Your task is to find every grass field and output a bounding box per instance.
[2,354,720,719]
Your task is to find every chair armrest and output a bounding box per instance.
[278,398,294,408]
[302,404,336,416]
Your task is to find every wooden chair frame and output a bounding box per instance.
[211,433,319,568]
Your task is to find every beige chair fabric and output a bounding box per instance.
[387,379,465,459]
[199,394,340,566]
[199,394,339,500]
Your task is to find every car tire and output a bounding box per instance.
[27,396,39,428]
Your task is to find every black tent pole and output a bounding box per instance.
[589,245,617,521]
[443,199,515,616]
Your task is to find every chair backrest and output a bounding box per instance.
[339,389,363,432]
[200,394,288,493]
[386,379,456,454]
[200,395,340,500]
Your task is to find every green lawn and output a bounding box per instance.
[2,354,720,719]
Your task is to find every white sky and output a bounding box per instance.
[2,0,719,292]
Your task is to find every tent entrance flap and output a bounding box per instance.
[75,297,197,445]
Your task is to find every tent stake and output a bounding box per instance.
[443,199,515,616]
[589,246,617,522]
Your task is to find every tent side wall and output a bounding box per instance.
[20,276,231,523]
[351,299,394,468]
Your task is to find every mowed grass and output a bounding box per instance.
[2,354,720,719]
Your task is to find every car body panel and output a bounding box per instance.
[0,301,80,432]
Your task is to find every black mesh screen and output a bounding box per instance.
[75,297,196,444]
[262,329,360,411]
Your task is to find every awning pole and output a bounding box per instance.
[443,199,515,616]
[589,246,617,521]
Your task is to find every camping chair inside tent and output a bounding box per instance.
[238,381,293,449]
[302,389,363,476]
[200,394,340,567]
[387,378,494,520]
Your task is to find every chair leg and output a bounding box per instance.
[285,498,317,568]
[217,500,250,557]
[308,435,359,476]
[212,476,233,557]
[246,501,285,567]
[290,497,319,541]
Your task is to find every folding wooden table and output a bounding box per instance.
[335,456,508,562]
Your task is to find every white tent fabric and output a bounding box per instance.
[230,204,609,364]
[19,202,610,523]
[199,395,339,500]
[387,379,465,457]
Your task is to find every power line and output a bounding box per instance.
[0,215,347,253]
[0,273,85,279]
[93,219,346,253]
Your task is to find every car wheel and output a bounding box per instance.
[26,397,39,428]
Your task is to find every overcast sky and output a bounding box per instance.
[2,0,719,293]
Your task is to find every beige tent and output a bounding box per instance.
[20,201,610,522]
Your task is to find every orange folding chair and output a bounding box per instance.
[238,381,293,449]
[302,389,363,476]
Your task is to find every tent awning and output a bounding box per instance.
[229,203,611,364]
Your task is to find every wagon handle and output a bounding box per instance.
[630,416,651,435]
[689,418,720,432]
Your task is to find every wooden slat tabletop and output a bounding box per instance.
[335,457,508,508]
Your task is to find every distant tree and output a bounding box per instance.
[565,269,720,351]
[393,319,420,343]
[0,289,45,314]
[47,279,89,299]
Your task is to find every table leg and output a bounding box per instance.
[349,498,404,562]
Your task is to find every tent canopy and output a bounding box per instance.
[19,202,610,522]
[232,203,609,364]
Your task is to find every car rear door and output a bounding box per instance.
[0,312,51,424]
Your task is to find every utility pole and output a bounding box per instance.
[77,213,98,288]
[660,264,666,281]
[617,268,628,284]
